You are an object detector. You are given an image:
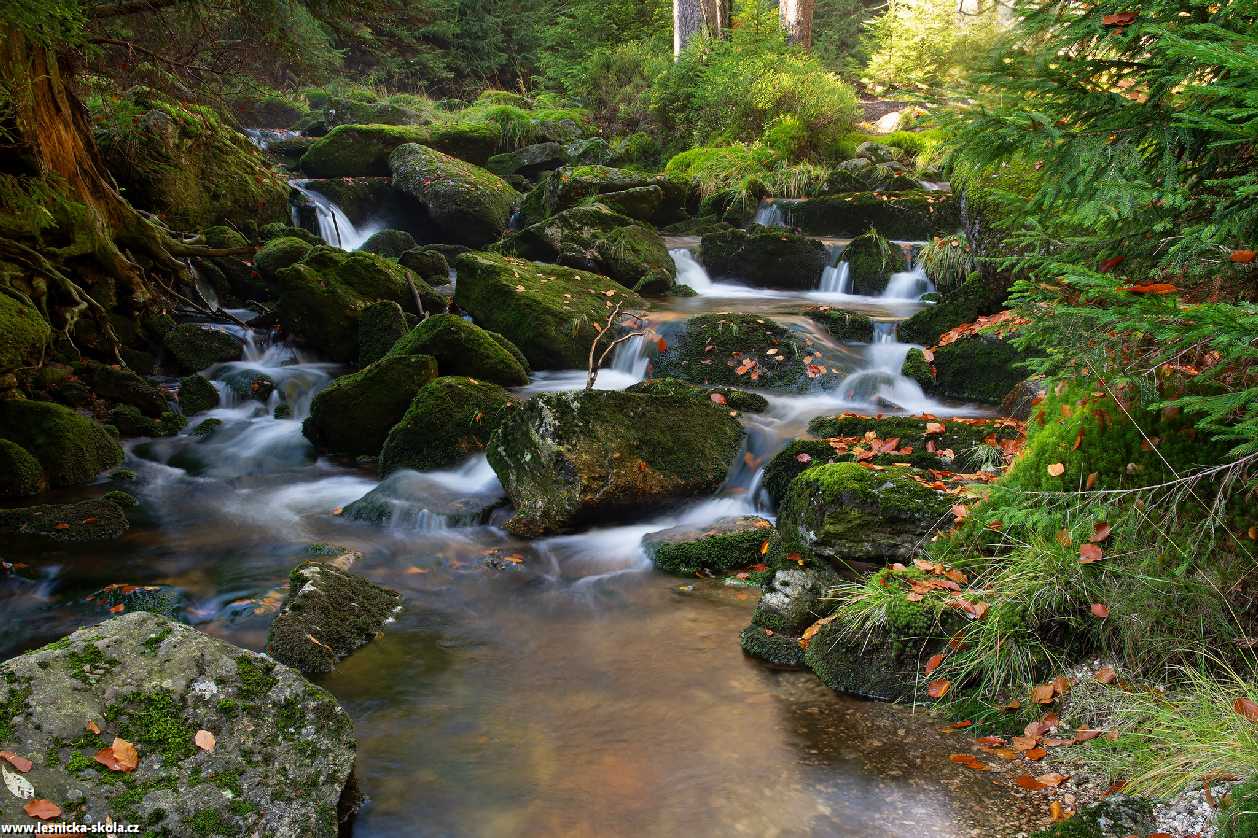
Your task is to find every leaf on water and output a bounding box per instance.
[1090,603,1110,619]
[1079,543,1104,564]
[2,764,35,799]
[24,799,61,820]
[1047,463,1066,477]
[195,730,216,752]
[927,679,951,699]
[0,752,32,773]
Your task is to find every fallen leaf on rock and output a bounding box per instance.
[1095,666,1117,684]
[95,738,139,773]
[948,753,991,771]
[195,730,216,752]
[23,799,61,820]
[1090,603,1110,619]
[1049,800,1067,821]
[976,736,1006,747]
[925,422,946,435]
[1014,775,1046,790]
[1012,735,1039,752]
[709,392,727,405]
[939,720,972,731]
[86,721,101,735]
[1032,683,1056,705]
[0,752,32,773]
[1025,747,1048,761]
[1037,773,1069,787]
[2,764,34,799]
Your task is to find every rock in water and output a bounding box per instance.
[841,229,907,296]
[388,144,516,247]
[386,314,528,386]
[699,225,828,290]
[487,389,744,535]
[161,324,244,373]
[0,612,356,835]
[740,567,841,668]
[0,497,129,542]
[0,400,122,488]
[777,462,952,566]
[267,558,402,674]
[380,377,515,474]
[302,355,437,456]
[642,516,775,576]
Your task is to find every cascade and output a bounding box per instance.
[289,179,382,250]
[753,200,786,227]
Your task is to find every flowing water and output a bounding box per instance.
[0,193,1043,836]
[290,179,383,250]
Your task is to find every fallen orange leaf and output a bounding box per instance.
[1079,543,1104,564]
[1047,463,1066,477]
[195,730,216,752]
[927,679,951,699]
[1090,603,1110,619]
[0,751,32,772]
[924,653,945,677]
[23,799,61,820]
[1233,697,1258,724]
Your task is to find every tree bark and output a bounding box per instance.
[700,0,733,36]
[780,0,817,49]
[674,0,706,58]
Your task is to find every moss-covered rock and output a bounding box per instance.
[0,400,122,487]
[778,462,952,566]
[95,96,288,231]
[740,566,842,668]
[452,251,645,369]
[486,141,568,180]
[493,203,676,294]
[0,497,129,542]
[266,558,402,674]
[107,405,186,438]
[803,598,927,701]
[254,235,314,282]
[487,389,744,535]
[642,516,775,576]
[805,308,874,342]
[162,323,244,372]
[302,354,437,455]
[0,438,44,497]
[0,292,50,373]
[624,377,768,413]
[842,229,907,296]
[1028,796,1155,838]
[177,373,220,416]
[75,361,167,417]
[778,191,961,239]
[929,335,1027,404]
[760,439,839,507]
[1001,377,1047,421]
[0,612,355,835]
[221,369,275,402]
[586,185,664,222]
[897,272,1010,346]
[388,143,515,247]
[380,377,514,474]
[358,300,409,367]
[298,123,429,177]
[900,347,934,389]
[398,247,450,282]
[653,313,827,390]
[360,228,417,257]
[699,225,828,290]
[387,314,528,386]
[260,222,321,244]
[519,165,688,227]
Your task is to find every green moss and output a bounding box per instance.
[0,438,44,498]
[388,143,516,247]
[360,229,417,258]
[254,236,313,282]
[842,229,906,296]
[178,374,220,416]
[782,190,961,239]
[104,689,196,764]
[761,439,837,506]
[191,418,222,440]
[519,164,686,226]
[898,272,1009,346]
[901,347,933,388]
[234,655,278,702]
[929,335,1026,404]
[357,300,408,367]
[0,676,32,743]
[380,376,514,474]
[0,291,51,371]
[302,354,438,456]
[805,309,874,342]
[653,313,816,390]
[0,399,123,488]
[163,324,244,373]
[66,643,119,684]
[624,378,769,413]
[1218,777,1258,838]
[142,627,172,654]
[388,314,527,386]
[298,123,429,177]
[698,226,828,290]
[452,251,646,370]
[644,518,775,576]
[188,808,231,836]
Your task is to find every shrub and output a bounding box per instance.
[863,0,1001,94]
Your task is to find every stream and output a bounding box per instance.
[0,192,1043,836]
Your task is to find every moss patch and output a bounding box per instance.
[302,354,438,456]
[380,376,514,474]
[0,399,123,487]
[387,314,528,386]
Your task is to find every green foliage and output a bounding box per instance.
[863,0,1001,93]
[919,234,977,295]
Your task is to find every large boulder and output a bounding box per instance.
[387,314,528,386]
[0,612,355,835]
[653,313,832,390]
[805,308,875,342]
[380,377,515,474]
[928,334,1028,404]
[485,141,568,180]
[388,144,516,247]
[254,236,314,283]
[298,123,429,177]
[96,98,288,231]
[162,324,244,373]
[740,566,841,668]
[486,389,744,535]
[75,361,167,417]
[773,191,960,240]
[177,374,219,416]
[897,272,1010,346]
[699,226,828,290]
[0,399,122,488]
[0,439,44,497]
[624,378,769,413]
[494,203,676,294]
[0,497,129,542]
[641,516,775,576]
[518,165,687,227]
[452,252,646,369]
[302,354,437,456]
[357,300,409,367]
[777,462,952,566]
[841,229,908,296]
[0,293,50,373]
[266,555,402,674]
[359,229,417,258]
[275,246,440,362]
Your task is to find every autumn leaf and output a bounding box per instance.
[95,738,139,772]
[1052,676,1071,695]
[1025,746,1048,761]
[1086,472,1099,490]
[1118,283,1178,295]
[1102,11,1137,25]
[925,422,946,435]
[1079,543,1104,564]
[1233,697,1258,724]
[1073,728,1104,743]
[1049,801,1067,821]
[709,392,727,406]
[1097,254,1125,273]
[1047,462,1066,477]
[1036,773,1069,787]
[1232,249,1256,263]
[1014,774,1046,790]
[925,653,946,676]
[195,730,216,752]
[976,736,1007,747]
[1090,603,1110,619]
[1095,666,1117,684]
[656,337,668,352]
[23,799,62,820]
[1089,522,1111,543]
[948,753,991,771]
[1012,735,1039,752]
[1032,683,1056,705]
[794,451,812,463]
[86,720,101,735]
[927,679,951,699]
[0,751,32,773]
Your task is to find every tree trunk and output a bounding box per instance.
[674,0,706,57]
[780,0,817,48]
[700,0,732,36]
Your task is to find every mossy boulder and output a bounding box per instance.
[177,374,219,416]
[266,557,402,674]
[0,612,356,835]
[777,191,961,240]
[358,300,409,367]
[585,185,664,222]
[260,222,321,244]
[452,251,645,369]
[805,308,875,342]
[624,377,768,413]
[842,229,908,296]
[388,143,516,247]
[302,354,438,456]
[254,236,314,282]
[778,462,952,566]
[162,323,244,373]
[76,361,167,417]
[0,497,129,542]
[653,313,828,390]
[0,439,44,497]
[275,246,440,362]
[298,123,429,177]
[740,566,841,668]
[642,516,775,576]
[802,595,930,701]
[221,369,275,402]
[900,347,934,389]
[96,98,288,231]
[380,377,515,474]
[387,314,527,385]
[928,334,1027,404]
[699,225,828,290]
[487,389,744,535]
[493,203,676,294]
[398,247,450,282]
[0,293,50,373]
[107,405,186,438]
[0,400,123,487]
[360,228,417,257]
[486,141,568,180]
[519,165,687,227]
[898,272,1010,346]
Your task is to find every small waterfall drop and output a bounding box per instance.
[669,248,712,292]
[610,333,651,379]
[289,179,381,251]
[881,265,934,301]
[819,262,851,294]
[753,200,786,227]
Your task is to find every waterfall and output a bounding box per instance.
[753,200,786,228]
[669,248,712,292]
[881,265,934,301]
[244,128,298,150]
[829,320,937,412]
[289,179,381,251]
[819,262,851,294]
[610,333,651,379]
